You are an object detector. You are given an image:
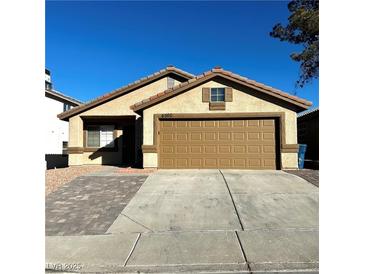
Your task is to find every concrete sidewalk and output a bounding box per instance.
[46,230,318,273]
[46,169,318,273]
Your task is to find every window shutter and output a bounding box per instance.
[225,87,233,102]
[202,88,210,102]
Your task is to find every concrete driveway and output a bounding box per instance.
[46,170,318,273]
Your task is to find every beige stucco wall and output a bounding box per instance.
[281,152,298,169]
[142,80,298,169]
[68,76,181,166]
[143,153,158,168]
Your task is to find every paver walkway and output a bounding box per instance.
[46,175,147,236]
[285,169,319,187]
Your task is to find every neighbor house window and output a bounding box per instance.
[167,77,175,89]
[62,141,68,155]
[63,103,72,112]
[210,88,225,102]
[87,125,114,148]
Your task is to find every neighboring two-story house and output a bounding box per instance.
[45,69,82,168]
[58,66,312,170]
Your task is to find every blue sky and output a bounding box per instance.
[46,1,318,108]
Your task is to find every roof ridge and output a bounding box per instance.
[131,67,312,110]
[83,66,193,105]
[58,66,194,119]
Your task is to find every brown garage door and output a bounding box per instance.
[159,118,278,169]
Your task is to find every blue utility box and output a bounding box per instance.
[298,144,307,169]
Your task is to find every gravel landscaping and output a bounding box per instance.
[45,166,109,196]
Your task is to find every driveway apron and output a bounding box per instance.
[107,169,242,233]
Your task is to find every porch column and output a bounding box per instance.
[68,116,84,165]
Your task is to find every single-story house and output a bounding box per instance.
[58,66,312,170]
[297,107,319,169]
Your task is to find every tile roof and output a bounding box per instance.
[58,66,194,120]
[131,67,312,111]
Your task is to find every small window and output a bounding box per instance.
[167,77,175,89]
[86,125,114,148]
[62,141,68,154]
[63,103,72,112]
[210,88,225,102]
[45,82,52,90]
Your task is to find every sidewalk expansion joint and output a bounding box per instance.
[235,230,252,274]
[123,233,141,267]
[122,213,153,232]
[219,169,245,231]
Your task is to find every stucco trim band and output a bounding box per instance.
[142,145,157,153]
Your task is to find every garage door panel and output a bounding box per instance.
[219,145,231,153]
[205,158,218,168]
[263,132,275,140]
[190,132,201,141]
[218,120,231,127]
[204,145,217,153]
[263,159,276,168]
[219,158,232,167]
[247,158,262,169]
[161,146,174,154]
[190,121,202,127]
[161,121,174,128]
[233,120,245,127]
[247,145,261,153]
[204,121,216,127]
[247,120,260,127]
[263,119,275,127]
[204,132,217,141]
[233,132,245,140]
[176,158,189,168]
[218,132,231,141]
[233,145,246,153]
[161,133,174,141]
[247,132,261,140]
[176,120,188,128]
[176,133,188,141]
[176,145,188,153]
[190,146,202,153]
[159,118,277,169]
[190,158,203,168]
[160,158,174,168]
[263,145,275,154]
[233,158,246,168]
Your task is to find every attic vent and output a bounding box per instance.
[167,77,175,89]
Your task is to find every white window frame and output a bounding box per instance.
[86,125,115,148]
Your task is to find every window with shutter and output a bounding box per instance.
[210,88,225,102]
